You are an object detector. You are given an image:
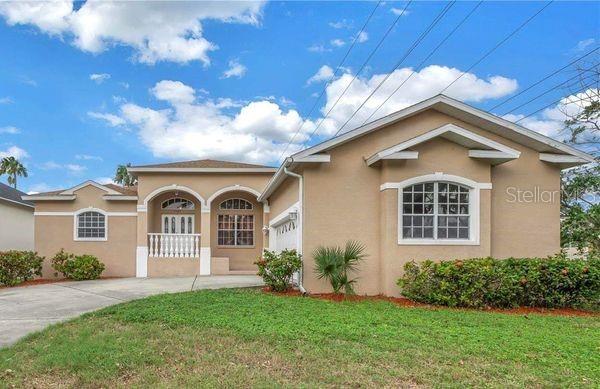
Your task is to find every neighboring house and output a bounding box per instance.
[0,182,34,251]
[23,95,596,296]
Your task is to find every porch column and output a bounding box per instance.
[200,203,211,275]
[136,204,148,277]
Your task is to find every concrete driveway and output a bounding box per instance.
[0,275,263,348]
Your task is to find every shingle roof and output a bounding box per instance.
[0,182,33,207]
[130,159,273,169]
[33,183,137,197]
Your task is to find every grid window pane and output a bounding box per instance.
[402,182,470,240]
[76,211,106,239]
[217,214,254,246]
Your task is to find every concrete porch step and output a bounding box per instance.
[227,270,258,275]
[211,257,256,276]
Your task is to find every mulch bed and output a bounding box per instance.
[264,288,598,317]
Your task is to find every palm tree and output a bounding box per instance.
[314,240,367,295]
[0,156,28,189]
[114,163,137,187]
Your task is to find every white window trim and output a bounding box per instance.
[73,207,108,242]
[381,173,491,246]
[217,214,255,248]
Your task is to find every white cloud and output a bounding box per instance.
[152,80,196,104]
[90,73,110,84]
[94,176,116,185]
[316,65,518,135]
[329,19,352,29]
[356,31,368,43]
[0,145,28,159]
[307,65,334,85]
[40,161,86,174]
[75,154,103,162]
[111,80,315,164]
[503,89,599,142]
[390,7,411,16]
[119,82,130,89]
[19,76,37,86]
[221,59,247,79]
[0,1,265,65]
[0,126,21,134]
[330,38,345,47]
[308,44,331,53]
[88,111,126,127]
[574,38,596,52]
[0,97,13,104]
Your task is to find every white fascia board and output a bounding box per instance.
[539,153,592,168]
[257,160,291,202]
[366,151,418,166]
[22,195,76,201]
[102,195,138,201]
[366,124,520,166]
[0,197,34,208]
[61,180,121,195]
[127,167,277,173]
[290,94,595,163]
[294,154,331,163]
[468,150,520,165]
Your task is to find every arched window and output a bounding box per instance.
[219,198,253,210]
[75,211,106,240]
[401,182,470,240]
[161,197,195,210]
[217,198,254,246]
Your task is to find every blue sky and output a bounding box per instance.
[0,1,597,193]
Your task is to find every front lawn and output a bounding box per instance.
[1,288,598,388]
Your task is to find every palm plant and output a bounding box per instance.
[0,156,28,189]
[114,163,137,187]
[313,240,366,295]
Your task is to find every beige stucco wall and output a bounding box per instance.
[33,186,137,278]
[297,109,562,296]
[0,200,34,251]
[267,176,299,218]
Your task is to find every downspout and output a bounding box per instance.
[283,163,306,294]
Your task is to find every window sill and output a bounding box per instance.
[74,238,108,242]
[217,245,256,249]
[397,239,479,246]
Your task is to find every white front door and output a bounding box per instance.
[162,214,195,234]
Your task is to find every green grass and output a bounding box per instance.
[1,288,598,388]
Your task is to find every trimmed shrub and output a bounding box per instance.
[255,249,302,292]
[0,251,43,286]
[397,254,600,310]
[51,249,105,281]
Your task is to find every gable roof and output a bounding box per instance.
[293,94,596,161]
[128,159,277,173]
[0,182,33,208]
[22,181,137,201]
[259,94,596,201]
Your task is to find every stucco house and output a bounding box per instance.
[0,182,34,251]
[23,95,595,295]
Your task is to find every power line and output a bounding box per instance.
[490,47,599,111]
[440,1,553,95]
[514,81,598,123]
[502,70,596,116]
[363,0,483,125]
[277,1,383,161]
[303,0,412,143]
[332,1,456,137]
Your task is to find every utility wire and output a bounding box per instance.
[440,1,553,95]
[332,1,456,137]
[303,0,412,143]
[490,47,599,111]
[277,0,382,161]
[363,0,483,125]
[514,81,598,123]
[502,70,596,116]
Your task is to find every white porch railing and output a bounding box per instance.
[148,233,201,258]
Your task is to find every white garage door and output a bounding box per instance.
[274,219,298,252]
